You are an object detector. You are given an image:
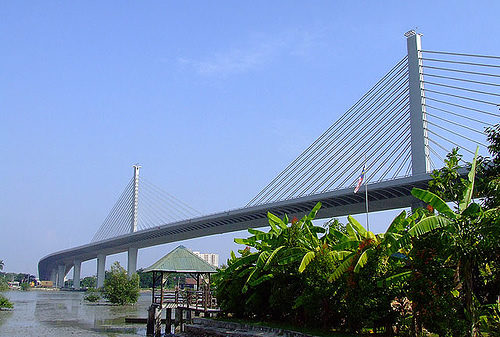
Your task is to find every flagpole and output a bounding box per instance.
[364,160,369,231]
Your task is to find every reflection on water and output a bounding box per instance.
[0,290,151,336]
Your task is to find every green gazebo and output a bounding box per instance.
[144,245,218,336]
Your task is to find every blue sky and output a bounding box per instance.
[1,1,499,277]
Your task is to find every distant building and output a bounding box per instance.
[192,251,219,267]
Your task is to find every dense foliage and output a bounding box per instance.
[102,262,140,305]
[214,126,500,336]
[83,287,101,302]
[81,276,97,289]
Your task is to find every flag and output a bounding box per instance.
[354,165,366,193]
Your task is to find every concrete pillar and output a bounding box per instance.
[128,247,138,278]
[97,254,106,288]
[73,260,81,290]
[50,269,57,286]
[132,165,140,233]
[57,264,66,288]
[406,30,431,175]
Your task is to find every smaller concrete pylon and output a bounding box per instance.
[50,269,57,286]
[73,260,81,290]
[57,264,66,288]
[97,254,106,288]
[128,247,138,278]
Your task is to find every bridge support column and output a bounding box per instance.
[50,269,57,286]
[97,254,106,288]
[57,264,66,288]
[73,260,81,290]
[127,247,138,278]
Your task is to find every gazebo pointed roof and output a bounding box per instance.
[144,245,217,273]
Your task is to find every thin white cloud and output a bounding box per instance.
[179,27,324,77]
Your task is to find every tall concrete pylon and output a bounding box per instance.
[406,30,431,176]
[128,164,140,278]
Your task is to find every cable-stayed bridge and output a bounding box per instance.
[38,32,500,288]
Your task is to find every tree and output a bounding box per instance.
[102,262,140,305]
[477,124,500,208]
[81,276,96,289]
[215,203,333,322]
[392,148,500,336]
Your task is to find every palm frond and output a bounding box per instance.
[263,246,285,271]
[298,251,316,273]
[377,270,412,287]
[348,215,367,237]
[248,273,274,287]
[329,254,356,282]
[408,215,450,237]
[412,188,457,219]
[353,247,374,273]
[461,146,479,211]
[387,210,407,233]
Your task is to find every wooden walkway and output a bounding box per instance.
[147,289,220,336]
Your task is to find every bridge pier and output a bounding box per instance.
[127,247,138,278]
[97,254,106,288]
[50,268,57,286]
[57,264,66,288]
[73,260,81,290]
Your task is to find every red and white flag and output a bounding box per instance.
[354,165,366,193]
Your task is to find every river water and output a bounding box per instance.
[0,290,153,336]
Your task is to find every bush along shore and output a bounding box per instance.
[213,125,500,336]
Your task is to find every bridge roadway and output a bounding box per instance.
[38,173,432,280]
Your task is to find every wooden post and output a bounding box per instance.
[160,272,166,308]
[151,271,156,304]
[146,304,157,336]
[175,308,182,332]
[166,308,172,335]
[154,309,162,337]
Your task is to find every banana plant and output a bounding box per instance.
[325,215,384,282]
[232,202,324,292]
[389,147,500,336]
[300,205,425,282]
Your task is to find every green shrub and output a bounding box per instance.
[20,282,30,291]
[84,287,101,302]
[0,294,13,309]
[103,262,139,305]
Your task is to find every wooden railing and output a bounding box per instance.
[153,289,217,311]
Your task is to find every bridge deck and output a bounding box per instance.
[39,173,433,280]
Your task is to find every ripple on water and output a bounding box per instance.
[0,290,151,336]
